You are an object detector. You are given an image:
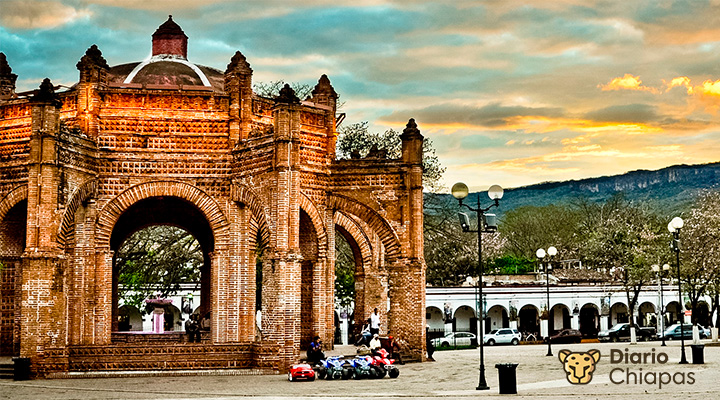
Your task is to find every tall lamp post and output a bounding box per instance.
[537,246,557,356]
[652,263,671,346]
[452,182,503,391]
[668,217,688,364]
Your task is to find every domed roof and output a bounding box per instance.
[108,58,224,91]
[106,16,225,92]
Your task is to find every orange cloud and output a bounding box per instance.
[665,76,692,92]
[599,74,660,94]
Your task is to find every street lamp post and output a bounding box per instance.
[537,246,557,356]
[452,182,503,391]
[668,217,688,364]
[652,263,671,346]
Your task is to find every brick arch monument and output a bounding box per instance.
[0,16,426,377]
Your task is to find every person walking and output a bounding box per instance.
[369,308,381,336]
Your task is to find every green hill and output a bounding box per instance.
[429,162,720,218]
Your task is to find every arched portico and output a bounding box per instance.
[580,303,600,337]
[610,302,629,325]
[549,304,570,334]
[486,305,509,332]
[519,304,539,337]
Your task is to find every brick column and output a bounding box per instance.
[224,51,253,145]
[75,45,109,137]
[265,85,303,370]
[20,79,66,366]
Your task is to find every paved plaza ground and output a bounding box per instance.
[0,340,718,400]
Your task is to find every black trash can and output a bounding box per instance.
[691,344,704,364]
[12,357,30,381]
[495,363,519,394]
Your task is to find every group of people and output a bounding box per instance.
[184,312,211,343]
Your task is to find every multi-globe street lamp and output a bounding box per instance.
[452,182,503,391]
[651,263,671,346]
[668,216,688,364]
[536,246,557,357]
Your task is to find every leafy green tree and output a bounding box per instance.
[116,226,203,311]
[499,204,582,259]
[335,234,355,309]
[680,190,720,325]
[487,255,536,275]
[576,194,666,330]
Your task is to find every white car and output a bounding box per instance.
[431,331,477,347]
[483,328,521,345]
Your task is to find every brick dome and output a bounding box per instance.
[105,16,224,91]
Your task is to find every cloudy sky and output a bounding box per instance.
[3,1,720,192]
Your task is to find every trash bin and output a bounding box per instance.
[12,357,30,381]
[495,363,519,394]
[691,344,704,364]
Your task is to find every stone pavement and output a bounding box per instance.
[0,341,718,400]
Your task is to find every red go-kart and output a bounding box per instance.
[288,363,316,381]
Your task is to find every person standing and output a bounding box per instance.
[369,308,381,336]
[185,314,200,343]
[426,325,435,361]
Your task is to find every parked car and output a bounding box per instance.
[598,323,655,342]
[658,323,705,340]
[431,332,477,347]
[483,328,521,345]
[546,329,582,344]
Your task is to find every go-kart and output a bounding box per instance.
[288,363,316,381]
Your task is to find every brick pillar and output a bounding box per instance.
[224,51,253,145]
[310,74,338,160]
[391,118,426,358]
[75,45,109,137]
[267,85,303,370]
[66,198,101,345]
[20,79,66,366]
[388,259,425,360]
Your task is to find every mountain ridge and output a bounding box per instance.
[432,161,720,218]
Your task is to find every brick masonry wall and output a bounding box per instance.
[0,47,427,375]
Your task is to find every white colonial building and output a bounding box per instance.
[426,273,713,340]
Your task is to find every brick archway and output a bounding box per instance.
[327,194,401,261]
[299,193,327,258]
[57,179,97,247]
[334,211,373,339]
[0,185,27,222]
[334,211,372,268]
[97,180,229,249]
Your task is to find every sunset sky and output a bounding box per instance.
[3,1,720,192]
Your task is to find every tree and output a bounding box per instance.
[576,194,666,333]
[336,121,446,192]
[253,80,314,100]
[499,204,582,259]
[116,225,203,311]
[335,235,356,310]
[680,190,720,325]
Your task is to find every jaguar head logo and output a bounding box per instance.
[558,349,600,384]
